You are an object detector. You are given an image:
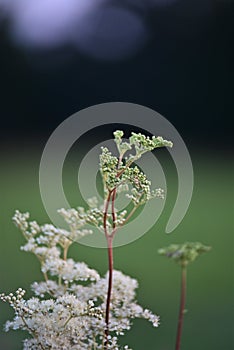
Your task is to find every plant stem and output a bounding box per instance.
[175,266,187,350]
[63,315,73,328]
[104,236,113,347]
[21,316,46,350]
[103,191,112,235]
[120,204,138,226]
[43,271,49,283]
[103,190,117,348]
[111,189,117,229]
[63,245,69,261]
[103,156,122,348]
[103,190,112,348]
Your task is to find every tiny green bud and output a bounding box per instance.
[113,130,124,141]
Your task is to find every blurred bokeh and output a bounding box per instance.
[0,0,233,349]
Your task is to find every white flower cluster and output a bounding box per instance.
[113,130,173,159]
[1,289,103,350]
[0,211,160,349]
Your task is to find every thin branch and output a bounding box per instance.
[21,316,46,350]
[63,245,69,261]
[175,266,187,350]
[111,188,117,230]
[63,315,73,328]
[104,237,114,348]
[103,190,112,238]
[43,271,49,283]
[121,205,139,226]
[103,155,122,348]
[103,189,112,348]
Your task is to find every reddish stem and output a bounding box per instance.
[103,190,112,348]
[103,155,123,348]
[111,189,117,229]
[175,266,187,350]
[103,191,112,235]
[104,236,113,346]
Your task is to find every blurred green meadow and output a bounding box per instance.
[0,139,233,349]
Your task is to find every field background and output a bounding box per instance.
[0,143,233,349]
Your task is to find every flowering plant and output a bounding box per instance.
[158,242,211,350]
[0,131,172,349]
[0,130,211,350]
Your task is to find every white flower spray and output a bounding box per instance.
[1,130,173,349]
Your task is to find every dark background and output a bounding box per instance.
[0,1,233,349]
[0,0,233,149]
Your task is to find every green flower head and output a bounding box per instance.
[158,242,211,267]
